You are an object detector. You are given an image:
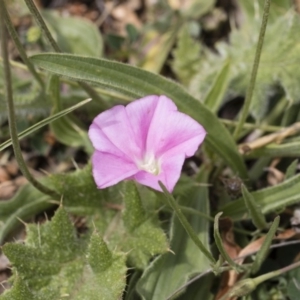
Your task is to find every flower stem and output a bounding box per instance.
[233,0,271,140]
[0,4,59,200]
[2,2,44,88]
[159,182,216,264]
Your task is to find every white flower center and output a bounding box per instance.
[137,154,160,175]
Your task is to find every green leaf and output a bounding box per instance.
[0,98,91,151]
[1,207,127,300]
[287,267,300,300]
[138,28,178,73]
[122,181,146,231]
[41,10,103,57]
[0,182,52,244]
[251,216,280,274]
[48,164,108,214]
[0,276,36,300]
[245,142,300,158]
[241,184,268,230]
[172,23,202,85]
[204,59,231,113]
[136,170,211,299]
[191,10,300,121]
[30,53,248,178]
[47,75,92,152]
[285,159,299,180]
[122,182,168,269]
[220,173,300,221]
[213,212,243,272]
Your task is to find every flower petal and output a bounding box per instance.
[92,151,139,189]
[134,154,185,192]
[125,95,177,153]
[146,96,206,158]
[89,122,125,157]
[89,105,141,160]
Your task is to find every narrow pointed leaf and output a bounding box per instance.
[0,98,91,151]
[204,59,231,113]
[213,212,243,272]
[159,181,215,264]
[30,53,248,178]
[285,159,299,180]
[251,216,280,274]
[220,173,300,221]
[242,184,268,230]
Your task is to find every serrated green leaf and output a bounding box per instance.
[2,207,127,300]
[48,164,108,214]
[242,184,268,230]
[30,53,248,179]
[122,181,146,231]
[285,159,299,180]
[0,276,36,300]
[220,173,300,221]
[87,233,113,273]
[251,216,280,274]
[121,183,168,268]
[136,170,211,299]
[41,10,103,57]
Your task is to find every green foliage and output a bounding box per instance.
[241,184,268,230]
[188,7,300,120]
[1,207,127,300]
[250,216,280,274]
[0,69,51,124]
[30,53,248,178]
[172,24,202,85]
[47,75,92,152]
[287,267,300,300]
[0,98,92,151]
[137,170,211,299]
[220,173,300,220]
[121,181,168,268]
[41,10,103,57]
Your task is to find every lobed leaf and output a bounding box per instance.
[1,207,127,300]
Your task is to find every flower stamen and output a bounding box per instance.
[137,154,160,175]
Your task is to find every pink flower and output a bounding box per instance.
[88,95,206,192]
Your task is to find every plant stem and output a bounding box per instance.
[221,118,281,132]
[23,0,108,108]
[2,2,44,88]
[0,3,59,200]
[23,0,60,52]
[159,182,216,264]
[233,0,271,140]
[250,259,300,288]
